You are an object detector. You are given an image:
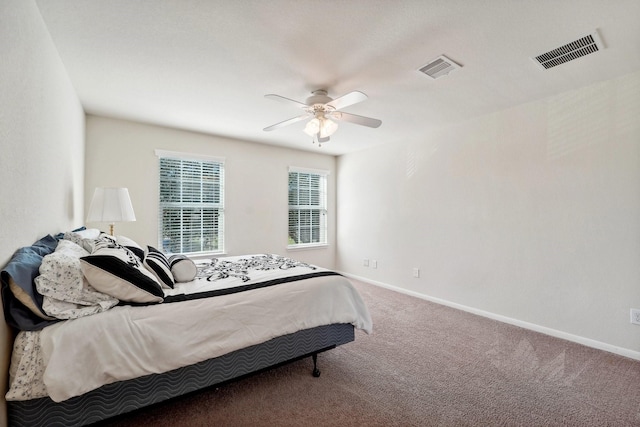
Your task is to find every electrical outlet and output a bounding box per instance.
[363,259,369,267]
[372,260,378,269]
[413,268,420,278]
[631,309,640,325]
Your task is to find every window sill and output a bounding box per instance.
[287,243,329,251]
[184,251,226,260]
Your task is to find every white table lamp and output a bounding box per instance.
[86,187,136,235]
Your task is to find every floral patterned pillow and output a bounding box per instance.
[35,240,118,320]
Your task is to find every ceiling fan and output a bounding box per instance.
[263,89,382,146]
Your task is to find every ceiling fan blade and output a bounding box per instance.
[263,114,310,131]
[264,94,308,108]
[332,111,382,128]
[325,91,367,110]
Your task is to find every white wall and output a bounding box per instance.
[0,0,85,422]
[85,116,337,268]
[337,71,640,356]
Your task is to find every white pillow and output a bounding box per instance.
[75,228,101,240]
[168,254,198,283]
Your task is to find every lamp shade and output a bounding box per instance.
[86,187,136,234]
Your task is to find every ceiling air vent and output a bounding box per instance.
[532,30,604,70]
[418,55,462,79]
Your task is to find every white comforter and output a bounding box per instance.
[36,258,371,402]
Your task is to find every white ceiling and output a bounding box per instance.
[35,0,640,155]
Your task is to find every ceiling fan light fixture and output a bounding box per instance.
[303,118,320,136]
[303,116,338,138]
[319,118,338,138]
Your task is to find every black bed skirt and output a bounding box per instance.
[7,323,355,427]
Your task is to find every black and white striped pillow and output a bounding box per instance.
[80,246,164,304]
[144,246,175,289]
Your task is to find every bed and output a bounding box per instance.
[1,230,372,426]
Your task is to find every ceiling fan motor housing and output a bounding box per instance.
[305,89,333,107]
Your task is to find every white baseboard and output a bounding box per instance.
[341,272,640,361]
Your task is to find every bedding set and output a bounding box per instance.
[1,229,372,426]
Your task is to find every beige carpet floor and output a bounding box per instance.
[97,280,640,426]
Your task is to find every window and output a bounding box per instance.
[156,150,224,255]
[288,167,328,248]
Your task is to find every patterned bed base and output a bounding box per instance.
[7,323,355,427]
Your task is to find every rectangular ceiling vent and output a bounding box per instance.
[532,30,604,70]
[418,55,462,79]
